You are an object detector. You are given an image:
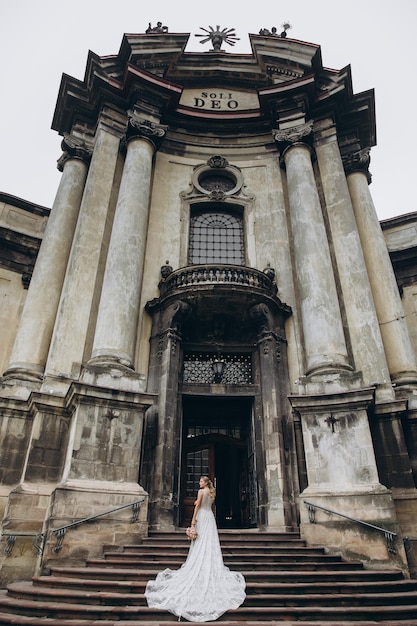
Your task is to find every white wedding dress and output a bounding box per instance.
[145,490,246,621]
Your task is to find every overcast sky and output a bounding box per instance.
[1,0,416,220]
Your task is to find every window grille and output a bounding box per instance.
[186,425,242,439]
[183,352,252,384]
[189,210,244,265]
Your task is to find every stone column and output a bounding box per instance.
[345,149,417,386]
[274,122,350,376]
[43,114,124,385]
[314,125,392,398]
[4,135,90,382]
[89,119,166,369]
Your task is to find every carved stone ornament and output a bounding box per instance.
[250,302,275,337]
[272,120,314,146]
[342,147,372,183]
[190,156,243,199]
[126,116,168,149]
[160,260,173,279]
[208,155,229,169]
[195,26,240,52]
[263,263,276,283]
[57,133,92,171]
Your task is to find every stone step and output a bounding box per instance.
[31,574,417,595]
[0,594,416,622]
[100,550,348,562]
[1,617,416,626]
[87,556,365,570]
[49,564,406,583]
[123,543,323,554]
[7,580,417,608]
[150,531,302,541]
[1,530,415,624]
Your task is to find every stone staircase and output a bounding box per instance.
[0,530,417,624]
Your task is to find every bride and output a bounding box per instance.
[145,476,246,622]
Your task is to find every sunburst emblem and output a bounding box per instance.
[195,25,240,51]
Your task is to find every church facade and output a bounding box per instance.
[1,25,417,583]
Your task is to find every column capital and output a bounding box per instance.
[272,120,314,165]
[342,147,372,183]
[57,133,92,172]
[126,116,168,151]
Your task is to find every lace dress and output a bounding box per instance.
[145,489,246,621]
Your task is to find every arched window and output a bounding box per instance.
[189,208,244,265]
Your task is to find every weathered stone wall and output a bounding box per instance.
[0,197,48,375]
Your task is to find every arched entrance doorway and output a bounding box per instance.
[180,395,256,528]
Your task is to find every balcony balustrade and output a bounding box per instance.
[158,264,277,298]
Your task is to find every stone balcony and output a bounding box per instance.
[158,264,278,299]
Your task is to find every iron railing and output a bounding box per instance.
[1,498,145,557]
[304,500,397,554]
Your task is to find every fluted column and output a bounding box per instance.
[274,122,350,376]
[89,118,166,368]
[345,149,417,385]
[44,118,123,382]
[3,135,90,381]
[315,126,391,394]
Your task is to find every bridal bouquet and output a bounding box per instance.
[186,526,198,541]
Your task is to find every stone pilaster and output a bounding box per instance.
[3,136,90,385]
[344,149,417,387]
[147,300,191,530]
[42,116,124,390]
[314,125,392,400]
[274,122,350,377]
[250,302,292,530]
[89,118,166,370]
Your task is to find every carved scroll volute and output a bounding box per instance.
[272,120,315,164]
[162,300,192,333]
[250,302,275,338]
[342,147,372,184]
[126,116,168,151]
[57,133,92,171]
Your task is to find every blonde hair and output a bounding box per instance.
[200,476,215,501]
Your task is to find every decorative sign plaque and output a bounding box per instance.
[180,89,260,111]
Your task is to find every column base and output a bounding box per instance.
[88,350,134,369]
[295,369,363,395]
[0,368,43,400]
[81,362,146,393]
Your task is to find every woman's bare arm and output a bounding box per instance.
[191,489,204,526]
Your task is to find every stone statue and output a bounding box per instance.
[146,21,168,34]
[259,22,292,38]
[160,260,173,279]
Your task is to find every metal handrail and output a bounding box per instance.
[1,498,145,556]
[304,500,397,554]
[404,536,417,555]
[0,531,46,556]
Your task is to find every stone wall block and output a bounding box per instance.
[25,410,70,483]
[0,409,33,485]
[299,492,409,574]
[41,484,148,570]
[68,399,145,484]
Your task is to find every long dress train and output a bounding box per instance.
[145,490,246,622]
